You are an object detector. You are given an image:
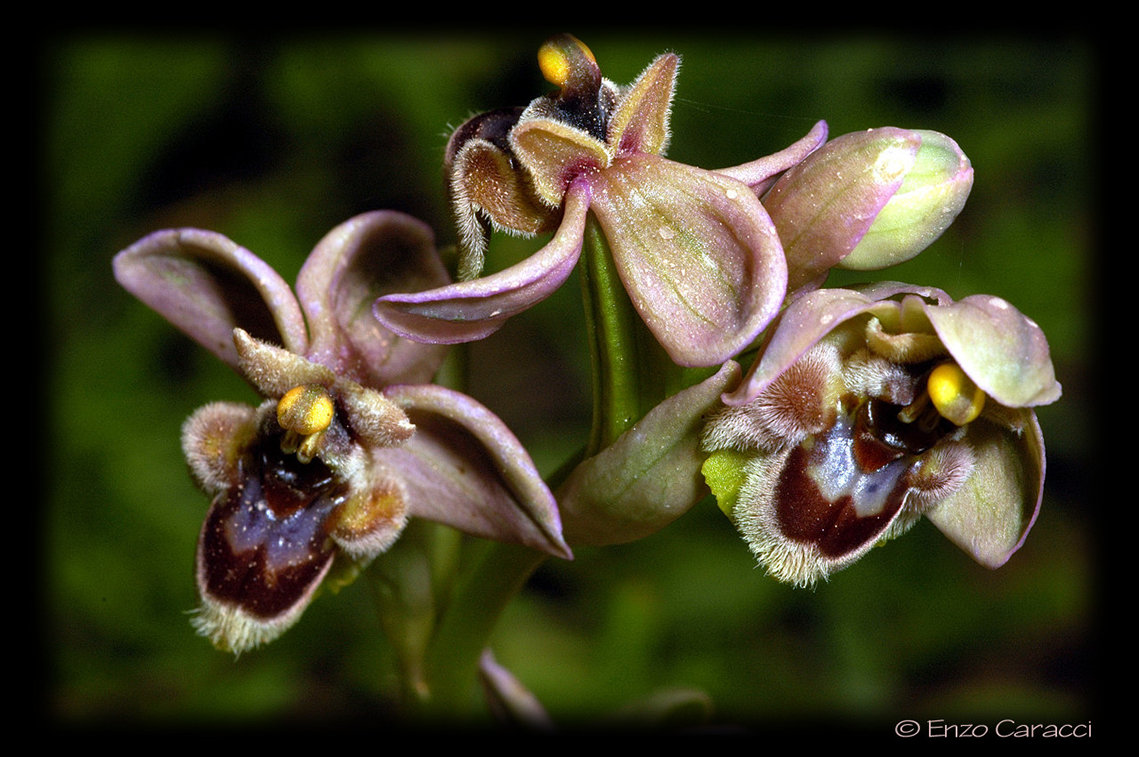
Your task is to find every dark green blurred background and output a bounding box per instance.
[42,30,1098,731]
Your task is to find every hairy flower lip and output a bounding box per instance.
[189,404,348,654]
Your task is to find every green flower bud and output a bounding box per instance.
[841,130,974,271]
[765,127,973,291]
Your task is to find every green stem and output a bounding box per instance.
[580,216,678,456]
[418,540,548,720]
[412,216,686,720]
[364,520,463,710]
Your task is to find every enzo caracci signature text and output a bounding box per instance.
[908,718,1093,739]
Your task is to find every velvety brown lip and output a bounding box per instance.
[774,442,911,559]
[198,448,342,621]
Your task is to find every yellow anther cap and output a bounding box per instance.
[277,384,335,436]
[538,34,595,89]
[927,362,986,426]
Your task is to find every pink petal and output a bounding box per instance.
[381,384,571,560]
[925,294,1062,408]
[295,211,451,387]
[372,183,590,344]
[113,228,308,368]
[589,155,787,367]
[716,120,829,193]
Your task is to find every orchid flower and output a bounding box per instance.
[113,211,570,653]
[702,283,1061,586]
[374,34,829,368]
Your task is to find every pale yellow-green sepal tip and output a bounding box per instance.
[701,448,752,518]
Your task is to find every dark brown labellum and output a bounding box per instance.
[196,442,347,621]
[775,410,914,560]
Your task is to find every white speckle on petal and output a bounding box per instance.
[658,226,676,240]
[874,145,911,182]
[988,296,1010,310]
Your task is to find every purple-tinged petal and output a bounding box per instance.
[764,128,921,292]
[558,361,741,546]
[925,411,1046,568]
[113,228,309,368]
[925,294,1062,408]
[724,283,956,406]
[373,183,590,345]
[717,120,829,193]
[607,52,679,156]
[854,280,952,308]
[295,211,451,387]
[380,384,571,560]
[723,287,878,406]
[589,154,787,367]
